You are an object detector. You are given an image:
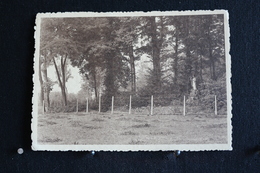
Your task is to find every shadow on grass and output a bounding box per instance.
[70,121,82,127]
[120,131,138,135]
[132,118,147,123]
[38,137,62,143]
[82,125,101,129]
[70,121,101,130]
[202,123,226,129]
[132,123,151,128]
[92,118,105,122]
[45,121,57,125]
[117,117,132,121]
[128,139,145,144]
[150,131,175,135]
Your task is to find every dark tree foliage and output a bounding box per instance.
[40,14,226,113]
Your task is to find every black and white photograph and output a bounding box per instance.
[32,11,232,151]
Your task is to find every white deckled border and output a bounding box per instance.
[32,10,232,151]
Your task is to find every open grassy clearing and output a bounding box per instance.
[37,111,227,145]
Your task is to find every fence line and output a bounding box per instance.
[44,94,223,115]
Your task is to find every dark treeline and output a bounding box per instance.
[39,14,226,112]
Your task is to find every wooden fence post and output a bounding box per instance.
[129,95,132,114]
[111,96,114,114]
[151,95,154,115]
[215,95,217,115]
[99,94,101,113]
[183,96,186,116]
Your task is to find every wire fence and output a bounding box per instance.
[40,94,227,116]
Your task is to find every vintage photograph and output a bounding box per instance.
[32,11,232,151]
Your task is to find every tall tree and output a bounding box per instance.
[101,18,130,110]
[67,17,131,110]
[135,16,167,95]
[149,16,164,93]
[114,17,142,92]
[40,18,80,107]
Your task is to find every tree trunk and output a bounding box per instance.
[192,76,197,91]
[42,58,50,111]
[93,72,98,101]
[207,16,217,81]
[173,30,179,85]
[150,16,162,92]
[129,45,136,92]
[53,57,67,107]
[103,52,116,111]
[185,44,193,94]
[61,86,67,107]
[61,56,68,106]
[39,60,44,106]
[208,41,217,81]
[212,59,217,80]
[133,64,136,92]
[43,68,50,109]
[199,55,203,82]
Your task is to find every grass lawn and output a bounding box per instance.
[37,111,227,145]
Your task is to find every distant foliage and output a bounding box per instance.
[49,92,95,113]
